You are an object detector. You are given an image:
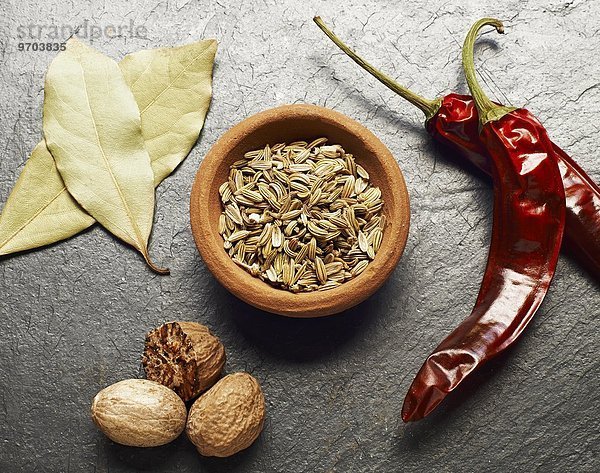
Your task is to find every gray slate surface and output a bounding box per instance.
[0,0,598,471]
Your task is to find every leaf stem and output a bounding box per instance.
[462,18,516,124]
[313,16,441,121]
[142,249,170,275]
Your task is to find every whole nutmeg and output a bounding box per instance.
[91,379,186,447]
[186,372,265,457]
[143,321,226,401]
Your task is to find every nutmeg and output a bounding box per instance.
[91,379,187,447]
[186,372,265,457]
[142,321,225,401]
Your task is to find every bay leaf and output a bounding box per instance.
[0,39,216,263]
[42,38,167,274]
[120,39,217,185]
[0,141,94,256]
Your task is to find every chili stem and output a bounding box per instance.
[313,16,441,121]
[462,18,516,124]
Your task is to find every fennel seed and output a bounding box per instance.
[218,138,385,292]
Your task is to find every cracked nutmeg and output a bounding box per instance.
[142,321,226,401]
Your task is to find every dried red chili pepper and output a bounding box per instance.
[401,18,566,421]
[314,17,600,280]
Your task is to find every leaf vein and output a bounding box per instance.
[0,187,69,251]
[140,43,213,115]
[77,60,146,250]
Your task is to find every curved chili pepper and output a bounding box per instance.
[432,96,600,280]
[314,17,600,281]
[401,18,566,422]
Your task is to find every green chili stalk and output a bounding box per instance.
[313,16,441,121]
[462,18,516,124]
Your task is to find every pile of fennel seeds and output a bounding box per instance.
[218,138,385,292]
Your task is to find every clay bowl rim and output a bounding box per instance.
[190,104,410,318]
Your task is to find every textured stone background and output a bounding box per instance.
[0,0,598,471]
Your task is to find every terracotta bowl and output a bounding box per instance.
[190,104,410,317]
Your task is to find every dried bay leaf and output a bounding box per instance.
[43,38,168,274]
[0,142,94,256]
[120,39,217,185]
[0,39,217,263]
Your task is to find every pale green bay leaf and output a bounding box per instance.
[0,38,216,260]
[120,39,217,185]
[0,141,94,255]
[42,38,166,272]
